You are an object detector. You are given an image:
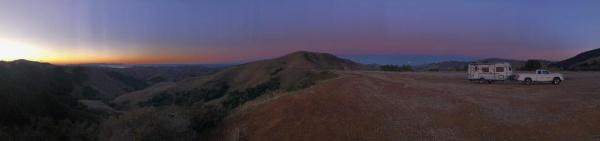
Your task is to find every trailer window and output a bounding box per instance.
[482,67,489,72]
[496,67,504,72]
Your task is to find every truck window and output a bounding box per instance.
[543,71,549,74]
[537,71,541,74]
[482,67,489,72]
[509,67,512,71]
[496,67,504,72]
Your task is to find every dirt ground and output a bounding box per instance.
[214,71,600,140]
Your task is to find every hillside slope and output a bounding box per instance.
[0,60,154,125]
[0,60,98,126]
[550,48,600,70]
[114,51,368,109]
[58,66,150,100]
[110,66,223,83]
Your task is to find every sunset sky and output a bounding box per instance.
[1,0,599,65]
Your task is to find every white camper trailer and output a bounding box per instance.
[468,62,513,84]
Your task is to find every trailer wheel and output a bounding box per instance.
[553,78,561,85]
[479,78,486,84]
[524,78,532,85]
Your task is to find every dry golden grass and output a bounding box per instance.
[213,71,600,140]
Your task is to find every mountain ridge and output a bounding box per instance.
[550,48,600,70]
[113,51,371,110]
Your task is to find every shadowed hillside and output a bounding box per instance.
[110,66,223,83]
[63,65,223,100]
[0,60,102,140]
[550,48,600,71]
[66,67,149,99]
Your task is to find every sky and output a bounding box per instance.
[1,0,599,65]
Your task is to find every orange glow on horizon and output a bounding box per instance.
[46,55,207,65]
[42,50,247,65]
[2,38,593,65]
[0,38,243,65]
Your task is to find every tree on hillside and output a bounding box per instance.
[380,65,412,72]
[455,65,468,71]
[521,59,542,71]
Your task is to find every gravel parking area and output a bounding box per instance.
[215,71,600,140]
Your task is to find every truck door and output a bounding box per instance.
[542,70,551,81]
[536,70,542,81]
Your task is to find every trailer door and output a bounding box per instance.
[469,65,479,79]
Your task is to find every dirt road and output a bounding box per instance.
[215,71,600,140]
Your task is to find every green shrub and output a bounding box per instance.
[189,104,227,136]
[520,59,542,71]
[98,107,197,141]
[138,82,230,107]
[380,64,412,72]
[270,67,285,76]
[0,117,98,141]
[223,77,280,109]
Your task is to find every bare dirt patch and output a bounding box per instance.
[214,71,600,140]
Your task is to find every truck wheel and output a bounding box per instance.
[553,78,561,85]
[479,78,485,84]
[524,78,532,85]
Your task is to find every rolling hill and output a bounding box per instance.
[0,60,169,125]
[109,65,224,83]
[0,60,225,140]
[550,48,600,71]
[61,64,224,99]
[66,66,149,99]
[0,60,98,126]
[113,51,371,110]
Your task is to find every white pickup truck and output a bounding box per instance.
[516,69,564,85]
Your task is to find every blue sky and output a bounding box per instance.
[1,0,599,65]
